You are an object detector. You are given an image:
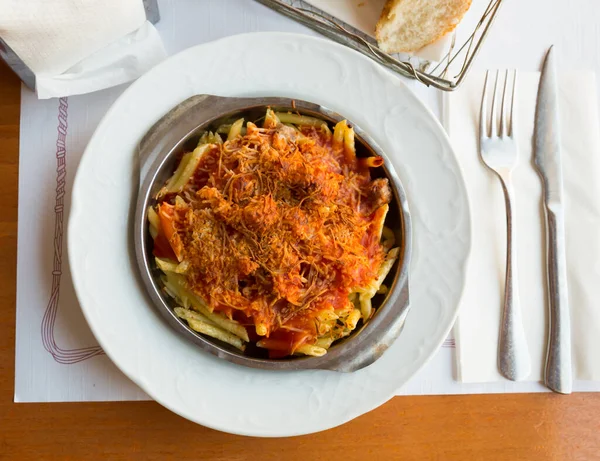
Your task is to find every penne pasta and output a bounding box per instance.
[314,336,334,349]
[186,318,246,351]
[174,306,212,325]
[345,308,362,330]
[148,225,158,240]
[382,226,395,245]
[359,294,372,321]
[295,344,327,357]
[162,281,178,301]
[174,195,187,208]
[227,118,245,140]
[332,120,347,152]
[216,124,232,134]
[264,109,280,129]
[275,112,327,129]
[161,144,210,196]
[316,310,339,335]
[332,120,356,163]
[161,275,190,308]
[320,123,332,140]
[316,320,335,336]
[157,204,184,261]
[149,109,400,359]
[155,257,188,275]
[165,273,250,341]
[372,204,389,242]
[199,131,223,145]
[343,125,356,163]
[363,247,400,298]
[377,284,389,295]
[196,306,250,342]
[316,309,338,323]
[155,257,178,273]
[255,323,268,337]
[147,209,159,240]
[358,156,384,168]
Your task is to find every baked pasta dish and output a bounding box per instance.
[147,109,399,358]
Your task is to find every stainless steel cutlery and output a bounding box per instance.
[479,69,531,381]
[534,47,573,394]
[479,47,573,392]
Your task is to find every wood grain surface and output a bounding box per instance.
[1,62,599,461]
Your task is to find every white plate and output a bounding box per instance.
[68,32,471,437]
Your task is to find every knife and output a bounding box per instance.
[534,46,572,394]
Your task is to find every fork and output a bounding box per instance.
[479,70,531,381]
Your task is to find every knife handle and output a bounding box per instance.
[544,206,572,394]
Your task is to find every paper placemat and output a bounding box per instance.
[14,0,600,402]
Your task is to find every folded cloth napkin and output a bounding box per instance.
[447,71,600,383]
[304,0,451,61]
[0,0,166,99]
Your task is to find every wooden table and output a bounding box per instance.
[1,63,599,461]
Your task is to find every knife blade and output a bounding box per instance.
[534,46,572,394]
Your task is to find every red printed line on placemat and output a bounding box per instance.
[40,97,104,364]
[442,338,456,348]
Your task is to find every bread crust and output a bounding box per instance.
[375,0,472,54]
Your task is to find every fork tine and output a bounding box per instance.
[480,71,490,140]
[490,70,500,138]
[509,70,517,137]
[500,70,509,137]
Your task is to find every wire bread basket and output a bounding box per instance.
[254,0,504,91]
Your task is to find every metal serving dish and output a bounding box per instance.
[134,95,412,372]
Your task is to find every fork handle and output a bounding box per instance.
[498,177,531,381]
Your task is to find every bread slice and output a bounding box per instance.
[375,0,472,54]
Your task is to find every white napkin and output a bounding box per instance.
[304,0,452,61]
[447,71,600,383]
[0,0,166,99]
